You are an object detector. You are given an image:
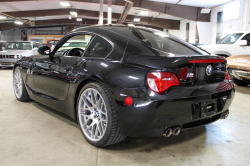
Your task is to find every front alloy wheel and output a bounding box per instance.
[13,67,31,102]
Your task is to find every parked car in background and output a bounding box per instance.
[0,41,8,51]
[13,25,234,147]
[199,32,250,57]
[57,40,88,52]
[227,55,250,86]
[43,40,59,47]
[0,41,42,68]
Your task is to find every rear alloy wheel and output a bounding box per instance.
[233,78,250,86]
[77,83,126,147]
[13,67,31,101]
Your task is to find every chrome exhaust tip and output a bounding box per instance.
[221,111,229,119]
[172,127,181,136]
[163,128,172,137]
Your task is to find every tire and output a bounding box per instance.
[233,78,250,86]
[13,67,31,102]
[77,82,126,147]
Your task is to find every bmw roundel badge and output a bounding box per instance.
[206,65,212,76]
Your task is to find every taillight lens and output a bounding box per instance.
[147,72,180,93]
[225,69,230,81]
[189,59,224,63]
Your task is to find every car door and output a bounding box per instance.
[234,33,250,55]
[32,34,94,100]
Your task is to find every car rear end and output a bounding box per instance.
[112,27,234,137]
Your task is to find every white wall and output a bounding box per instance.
[178,0,249,45]
[168,30,180,38]
[179,19,196,43]
[210,0,247,44]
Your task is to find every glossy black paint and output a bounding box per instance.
[15,25,235,137]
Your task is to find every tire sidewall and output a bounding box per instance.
[77,82,113,147]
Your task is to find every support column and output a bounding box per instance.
[107,0,112,24]
[99,0,103,25]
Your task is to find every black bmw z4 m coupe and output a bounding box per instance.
[13,25,235,147]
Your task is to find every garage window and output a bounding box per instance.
[84,36,112,58]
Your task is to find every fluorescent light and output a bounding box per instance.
[14,21,23,25]
[60,2,70,7]
[70,11,77,17]
[134,18,140,22]
[128,24,135,27]
[0,16,6,19]
[201,8,211,14]
[140,11,148,15]
[76,18,82,21]
[69,15,71,19]
[154,32,168,37]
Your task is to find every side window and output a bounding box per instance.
[242,34,250,46]
[54,34,93,57]
[84,36,112,58]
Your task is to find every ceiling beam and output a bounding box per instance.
[2,9,180,30]
[0,0,210,21]
[0,12,34,25]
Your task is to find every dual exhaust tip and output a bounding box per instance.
[163,126,181,138]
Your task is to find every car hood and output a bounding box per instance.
[227,55,250,71]
[0,50,33,56]
[199,44,232,50]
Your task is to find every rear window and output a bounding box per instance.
[132,28,208,55]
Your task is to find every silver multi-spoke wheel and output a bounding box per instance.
[78,88,108,142]
[14,68,23,99]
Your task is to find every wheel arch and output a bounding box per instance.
[214,51,232,57]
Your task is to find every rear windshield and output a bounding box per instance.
[132,28,208,55]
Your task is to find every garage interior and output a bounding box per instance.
[1,0,250,165]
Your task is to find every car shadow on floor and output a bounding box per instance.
[32,101,207,151]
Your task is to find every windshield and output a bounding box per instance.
[62,42,88,48]
[133,28,208,55]
[218,33,243,44]
[5,42,32,50]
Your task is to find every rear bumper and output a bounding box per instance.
[115,85,235,137]
[228,69,250,80]
[0,59,17,67]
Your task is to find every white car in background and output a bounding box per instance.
[0,41,42,68]
[199,32,250,57]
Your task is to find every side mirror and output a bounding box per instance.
[239,40,247,46]
[38,46,51,55]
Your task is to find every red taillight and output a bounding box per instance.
[189,59,224,63]
[147,72,180,93]
[225,69,230,81]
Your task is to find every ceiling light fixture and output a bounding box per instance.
[128,24,135,27]
[0,15,6,19]
[201,8,211,14]
[70,11,78,17]
[133,18,140,22]
[76,18,82,21]
[14,21,24,25]
[140,11,148,15]
[60,2,70,7]
[69,15,72,19]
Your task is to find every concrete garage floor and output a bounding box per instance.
[0,69,250,166]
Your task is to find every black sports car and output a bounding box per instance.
[13,25,235,147]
